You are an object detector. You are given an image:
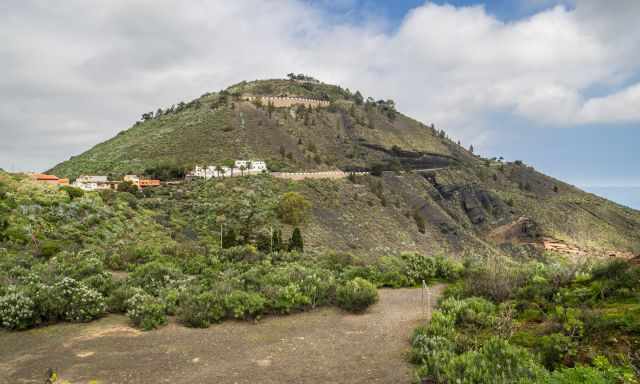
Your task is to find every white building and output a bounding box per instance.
[73,175,115,191]
[189,160,267,180]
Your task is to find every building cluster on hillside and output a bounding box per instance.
[29,173,160,192]
[187,160,267,180]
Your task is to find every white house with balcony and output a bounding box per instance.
[188,160,267,180]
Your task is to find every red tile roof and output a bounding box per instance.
[31,173,60,181]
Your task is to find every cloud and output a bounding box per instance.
[578,83,640,124]
[0,0,639,172]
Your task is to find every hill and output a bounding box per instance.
[48,78,468,179]
[45,77,640,259]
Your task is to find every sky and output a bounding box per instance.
[1,0,639,208]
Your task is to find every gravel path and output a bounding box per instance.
[0,285,444,384]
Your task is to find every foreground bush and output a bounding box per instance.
[126,292,167,331]
[336,278,378,312]
[177,290,225,328]
[56,278,106,322]
[0,288,37,329]
[224,290,266,319]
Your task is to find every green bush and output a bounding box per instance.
[107,284,144,313]
[545,355,637,384]
[39,240,63,258]
[336,278,378,312]
[177,290,225,328]
[224,290,266,319]
[442,338,546,384]
[129,261,183,296]
[266,283,311,314]
[126,292,167,331]
[535,333,576,370]
[276,192,311,226]
[60,185,84,201]
[438,297,496,327]
[0,287,37,329]
[54,277,106,322]
[376,256,410,288]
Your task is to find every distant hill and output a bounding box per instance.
[47,78,640,259]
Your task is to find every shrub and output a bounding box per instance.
[336,278,378,312]
[442,338,546,384]
[126,292,167,331]
[60,185,84,201]
[224,290,266,319]
[129,261,183,296]
[534,333,576,370]
[160,288,181,316]
[107,284,144,313]
[401,252,437,284]
[266,283,310,314]
[276,192,311,226]
[54,277,106,322]
[376,256,410,288]
[39,240,62,258]
[545,355,637,384]
[0,287,37,329]
[177,290,225,328]
[439,297,496,327]
[434,256,465,280]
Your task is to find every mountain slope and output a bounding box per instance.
[46,78,640,259]
[49,79,466,179]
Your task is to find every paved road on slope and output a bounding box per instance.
[0,286,445,384]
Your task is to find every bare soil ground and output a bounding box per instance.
[0,286,443,384]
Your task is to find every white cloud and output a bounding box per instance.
[0,0,639,172]
[578,83,640,124]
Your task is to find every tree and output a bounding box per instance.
[223,159,235,176]
[118,180,139,195]
[469,145,474,154]
[215,165,224,178]
[60,185,84,201]
[369,162,385,177]
[288,227,304,252]
[221,228,237,249]
[239,165,246,176]
[267,101,275,118]
[353,91,364,105]
[279,145,286,159]
[272,228,283,251]
[413,210,426,234]
[277,192,311,226]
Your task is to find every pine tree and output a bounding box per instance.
[272,228,282,251]
[288,227,304,252]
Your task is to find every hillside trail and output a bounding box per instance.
[0,285,445,384]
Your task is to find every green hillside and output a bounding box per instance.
[44,77,640,259]
[48,79,465,179]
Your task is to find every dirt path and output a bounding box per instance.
[0,286,444,384]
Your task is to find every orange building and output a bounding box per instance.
[123,175,161,189]
[139,179,160,188]
[30,173,69,185]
